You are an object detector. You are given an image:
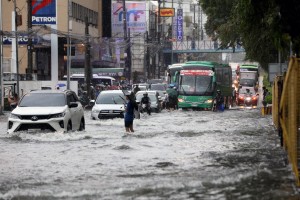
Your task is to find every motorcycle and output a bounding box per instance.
[139,103,151,115]
[212,99,224,112]
[244,93,252,107]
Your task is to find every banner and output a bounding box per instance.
[160,8,175,17]
[32,0,56,25]
[112,2,146,35]
[177,9,183,41]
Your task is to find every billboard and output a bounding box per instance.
[177,9,183,41]
[32,0,56,25]
[112,2,146,36]
[160,8,175,17]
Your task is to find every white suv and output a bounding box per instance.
[7,90,85,133]
[91,90,126,119]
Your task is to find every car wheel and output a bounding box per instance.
[67,121,72,132]
[79,118,85,131]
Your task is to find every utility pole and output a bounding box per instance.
[0,0,3,114]
[191,3,196,50]
[13,0,20,96]
[27,0,33,77]
[123,0,131,82]
[67,0,71,89]
[84,16,91,99]
[171,0,174,64]
[157,0,161,78]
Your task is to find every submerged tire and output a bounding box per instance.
[67,121,72,132]
[79,118,85,131]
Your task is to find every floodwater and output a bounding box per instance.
[0,108,299,200]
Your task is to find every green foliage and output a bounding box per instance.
[199,0,300,69]
[265,94,272,104]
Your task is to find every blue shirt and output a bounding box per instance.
[125,101,134,121]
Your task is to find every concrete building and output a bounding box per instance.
[1,0,102,81]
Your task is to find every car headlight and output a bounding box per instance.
[92,109,100,113]
[9,113,20,119]
[51,112,66,118]
[205,99,213,103]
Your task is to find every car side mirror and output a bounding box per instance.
[69,102,78,108]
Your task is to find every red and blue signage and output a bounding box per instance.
[32,0,56,25]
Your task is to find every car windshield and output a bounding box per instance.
[148,94,157,101]
[19,93,66,107]
[239,79,255,86]
[150,84,166,91]
[136,93,157,102]
[96,93,126,104]
[239,88,255,94]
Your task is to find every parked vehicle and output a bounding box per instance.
[91,90,126,119]
[7,90,85,134]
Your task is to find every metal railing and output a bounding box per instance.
[272,57,300,185]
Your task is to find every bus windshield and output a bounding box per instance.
[179,75,213,95]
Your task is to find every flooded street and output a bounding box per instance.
[0,109,299,199]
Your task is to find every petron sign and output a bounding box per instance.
[159,8,175,17]
[32,0,57,25]
[177,8,183,41]
[2,35,38,45]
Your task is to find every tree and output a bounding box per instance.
[199,0,300,70]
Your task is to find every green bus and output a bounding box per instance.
[238,64,259,74]
[177,61,233,110]
[167,63,184,85]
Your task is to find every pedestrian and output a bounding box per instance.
[95,85,101,98]
[124,93,135,133]
[8,89,20,110]
[133,84,140,95]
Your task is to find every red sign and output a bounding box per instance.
[159,8,175,17]
[180,70,214,76]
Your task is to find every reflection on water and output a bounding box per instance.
[0,110,299,199]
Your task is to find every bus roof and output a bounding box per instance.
[168,63,184,69]
[240,64,258,69]
[182,61,219,68]
[63,74,116,80]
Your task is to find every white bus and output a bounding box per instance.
[63,74,116,86]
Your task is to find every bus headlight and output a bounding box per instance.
[205,99,213,104]
[178,98,184,103]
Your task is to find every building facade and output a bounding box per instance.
[1,0,102,81]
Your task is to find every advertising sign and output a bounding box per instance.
[112,2,146,35]
[32,0,56,25]
[177,8,183,41]
[160,8,175,17]
[2,35,37,45]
